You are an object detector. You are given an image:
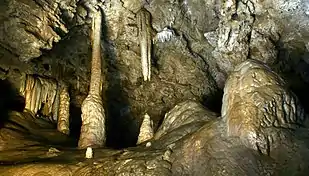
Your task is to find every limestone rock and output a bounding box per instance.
[154,100,217,140]
[78,94,106,149]
[57,84,70,135]
[0,0,75,61]
[212,0,254,73]
[222,59,307,155]
[20,74,58,121]
[85,147,93,159]
[249,16,281,65]
[137,113,154,144]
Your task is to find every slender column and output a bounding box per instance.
[78,8,106,149]
[57,84,70,135]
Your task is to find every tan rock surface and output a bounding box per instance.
[222,59,307,154]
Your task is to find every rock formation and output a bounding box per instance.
[0,0,309,175]
[222,59,307,155]
[1,60,309,175]
[19,74,66,123]
[137,113,154,144]
[137,7,153,81]
[57,84,70,135]
[78,7,106,149]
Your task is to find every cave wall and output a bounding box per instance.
[1,0,309,147]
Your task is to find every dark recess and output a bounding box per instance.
[0,79,25,128]
[274,43,309,113]
[202,89,224,113]
[100,10,139,149]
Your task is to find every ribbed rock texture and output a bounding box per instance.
[2,0,309,148]
[154,100,217,140]
[0,0,74,61]
[222,60,307,155]
[20,74,59,121]
[57,84,70,135]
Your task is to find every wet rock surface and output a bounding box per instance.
[222,60,308,155]
[1,60,309,175]
[1,0,309,175]
[0,0,75,61]
[1,0,309,136]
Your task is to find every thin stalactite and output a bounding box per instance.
[137,8,152,81]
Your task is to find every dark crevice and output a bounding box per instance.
[201,89,223,114]
[274,43,309,114]
[68,103,82,145]
[100,11,139,149]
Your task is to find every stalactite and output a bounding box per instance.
[78,8,106,149]
[20,75,59,122]
[30,79,42,115]
[39,77,58,118]
[137,8,152,81]
[52,85,60,122]
[24,75,36,113]
[19,74,26,97]
[57,84,70,135]
[137,113,154,144]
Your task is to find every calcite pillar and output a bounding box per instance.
[78,8,106,149]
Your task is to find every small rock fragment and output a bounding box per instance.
[146,142,152,147]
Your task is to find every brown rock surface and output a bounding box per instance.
[222,59,307,155]
[0,0,309,175]
[1,61,309,175]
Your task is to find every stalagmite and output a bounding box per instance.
[85,147,93,159]
[137,8,152,81]
[57,84,70,135]
[78,7,106,149]
[137,113,154,144]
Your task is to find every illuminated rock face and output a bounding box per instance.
[154,100,218,140]
[1,60,309,175]
[222,59,307,155]
[20,75,58,121]
[57,84,70,135]
[1,0,309,175]
[136,7,152,81]
[19,74,71,134]
[78,94,106,148]
[0,0,71,61]
[137,113,153,144]
[78,9,106,149]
